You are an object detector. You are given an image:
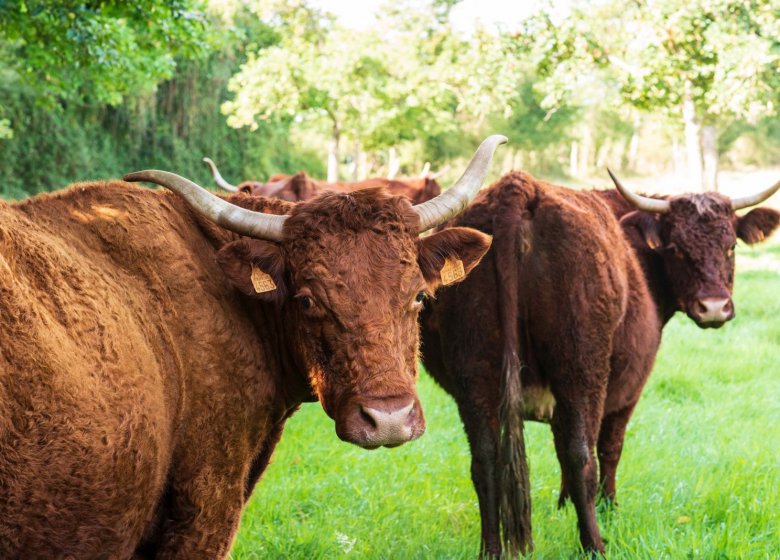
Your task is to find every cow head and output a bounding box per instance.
[129,135,505,448]
[609,170,780,328]
[202,157,287,197]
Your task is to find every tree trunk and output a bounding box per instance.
[626,115,640,171]
[351,139,360,181]
[595,139,612,170]
[701,124,718,191]
[387,147,400,179]
[327,128,340,182]
[569,140,579,177]
[579,124,592,175]
[682,92,704,191]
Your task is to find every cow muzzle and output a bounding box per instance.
[337,396,425,449]
[691,296,734,328]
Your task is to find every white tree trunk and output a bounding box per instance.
[627,115,640,171]
[327,131,340,183]
[570,140,579,177]
[682,93,704,191]
[701,124,718,191]
[596,139,612,170]
[352,139,360,181]
[579,125,592,175]
[387,147,400,179]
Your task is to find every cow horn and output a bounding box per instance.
[414,135,507,232]
[731,179,780,211]
[607,168,671,214]
[202,157,239,192]
[124,170,287,242]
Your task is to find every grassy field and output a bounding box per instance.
[230,240,780,559]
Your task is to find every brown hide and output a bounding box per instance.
[0,182,490,558]
[421,171,660,555]
[238,171,441,204]
[422,173,779,556]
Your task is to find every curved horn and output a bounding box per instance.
[607,168,670,214]
[124,170,287,242]
[731,179,780,211]
[202,157,239,192]
[415,135,507,232]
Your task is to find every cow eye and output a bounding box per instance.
[298,295,314,310]
[411,291,427,311]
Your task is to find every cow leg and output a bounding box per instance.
[457,401,501,558]
[551,402,605,554]
[597,403,636,505]
[557,467,571,509]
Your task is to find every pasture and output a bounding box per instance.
[231,239,780,559]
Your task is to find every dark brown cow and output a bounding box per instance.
[0,136,504,559]
[420,170,780,556]
[202,157,442,204]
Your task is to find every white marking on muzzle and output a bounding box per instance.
[361,402,414,446]
[697,297,731,323]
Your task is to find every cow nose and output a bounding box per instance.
[693,297,733,324]
[359,402,416,447]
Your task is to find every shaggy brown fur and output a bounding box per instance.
[0,181,490,558]
[421,171,779,556]
[235,171,442,205]
[422,171,649,555]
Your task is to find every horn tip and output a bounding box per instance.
[123,171,146,183]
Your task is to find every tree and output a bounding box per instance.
[222,0,521,180]
[515,0,780,190]
[0,0,210,107]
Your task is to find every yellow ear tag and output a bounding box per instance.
[440,257,466,286]
[250,265,277,293]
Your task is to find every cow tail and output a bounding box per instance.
[495,216,533,556]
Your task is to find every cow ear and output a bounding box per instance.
[619,211,663,251]
[216,239,287,303]
[417,227,492,290]
[736,207,780,245]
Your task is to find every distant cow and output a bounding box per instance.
[201,158,442,204]
[0,136,505,558]
[420,170,780,556]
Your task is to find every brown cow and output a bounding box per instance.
[202,157,442,204]
[420,170,780,556]
[0,136,505,559]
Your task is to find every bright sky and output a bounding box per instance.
[308,0,540,33]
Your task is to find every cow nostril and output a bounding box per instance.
[359,407,378,430]
[695,300,708,315]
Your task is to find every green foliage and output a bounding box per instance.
[0,0,211,106]
[517,0,780,123]
[223,0,521,157]
[0,4,322,199]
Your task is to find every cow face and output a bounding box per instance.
[622,193,779,328]
[217,189,492,448]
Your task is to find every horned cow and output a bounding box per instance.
[202,158,442,204]
[420,170,780,556]
[0,136,505,558]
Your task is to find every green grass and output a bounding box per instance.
[230,241,780,559]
